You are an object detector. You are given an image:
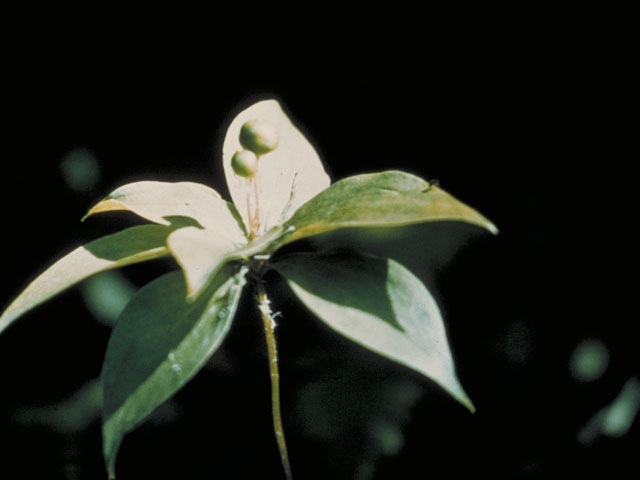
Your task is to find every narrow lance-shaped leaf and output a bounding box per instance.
[85,180,248,246]
[102,265,248,479]
[0,225,172,335]
[273,251,475,412]
[222,99,331,235]
[283,170,498,244]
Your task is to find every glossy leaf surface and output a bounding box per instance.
[273,251,475,412]
[0,225,171,334]
[102,266,247,478]
[223,99,331,235]
[283,170,497,243]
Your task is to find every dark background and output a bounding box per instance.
[1,18,636,479]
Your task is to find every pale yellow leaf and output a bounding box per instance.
[85,181,247,246]
[0,225,171,334]
[167,227,240,298]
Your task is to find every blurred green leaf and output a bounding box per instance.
[570,338,610,382]
[59,147,100,193]
[101,266,247,479]
[578,377,640,445]
[283,170,497,244]
[14,379,103,434]
[569,338,609,382]
[0,225,171,334]
[222,99,331,235]
[81,271,137,326]
[273,250,475,412]
[85,180,247,245]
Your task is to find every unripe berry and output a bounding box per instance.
[239,119,279,155]
[231,150,258,177]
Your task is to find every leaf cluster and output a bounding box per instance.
[0,99,496,479]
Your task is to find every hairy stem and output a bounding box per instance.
[256,281,293,480]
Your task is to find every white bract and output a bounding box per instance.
[0,100,331,330]
[223,100,330,237]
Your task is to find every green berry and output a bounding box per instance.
[231,150,259,177]
[239,119,279,155]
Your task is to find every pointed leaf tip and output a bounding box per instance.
[101,266,247,476]
[283,171,497,243]
[485,219,499,236]
[84,181,246,244]
[0,225,172,335]
[273,251,475,411]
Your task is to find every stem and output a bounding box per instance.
[247,162,261,239]
[246,176,259,239]
[246,178,254,238]
[252,172,260,232]
[256,280,293,480]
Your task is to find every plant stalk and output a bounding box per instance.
[256,281,293,480]
[246,162,262,239]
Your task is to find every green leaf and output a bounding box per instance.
[307,222,488,292]
[14,379,102,434]
[0,225,172,335]
[85,180,247,245]
[283,170,498,244]
[223,99,331,235]
[101,266,247,479]
[273,251,475,412]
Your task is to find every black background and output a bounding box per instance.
[0,16,636,479]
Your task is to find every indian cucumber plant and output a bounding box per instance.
[0,99,497,479]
